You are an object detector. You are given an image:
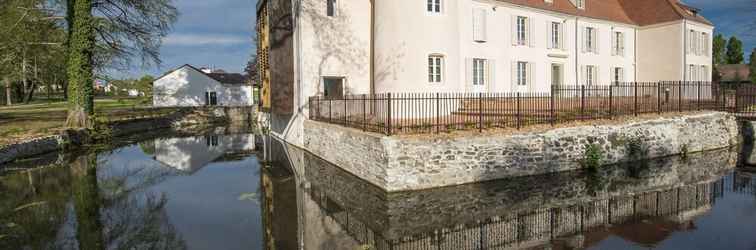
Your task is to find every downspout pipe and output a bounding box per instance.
[683,19,688,82]
[370,0,375,96]
[575,16,579,86]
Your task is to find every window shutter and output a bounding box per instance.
[480,9,487,41]
[611,32,617,56]
[528,17,535,47]
[620,33,625,57]
[593,28,599,54]
[511,16,518,46]
[488,60,496,91]
[559,24,565,50]
[547,21,552,49]
[511,61,517,92]
[581,27,586,53]
[580,65,585,85]
[686,33,690,54]
[528,62,536,92]
[465,58,473,88]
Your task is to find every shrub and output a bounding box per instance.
[581,144,604,171]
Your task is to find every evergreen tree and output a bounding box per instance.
[712,34,727,65]
[65,0,95,128]
[726,36,745,64]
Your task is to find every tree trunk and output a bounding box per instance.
[24,82,36,104]
[66,0,95,128]
[4,77,11,106]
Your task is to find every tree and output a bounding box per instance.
[750,49,756,83]
[726,36,745,64]
[66,0,95,127]
[713,34,727,65]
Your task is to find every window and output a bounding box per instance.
[205,135,219,147]
[323,77,344,99]
[428,55,443,83]
[584,65,597,85]
[427,0,441,13]
[689,65,697,81]
[612,31,624,56]
[326,0,336,17]
[551,63,563,86]
[516,16,528,45]
[205,91,218,106]
[517,62,528,86]
[550,22,561,49]
[473,59,486,86]
[576,0,585,9]
[701,32,709,56]
[613,67,624,84]
[584,27,597,53]
[701,65,708,81]
[473,9,487,42]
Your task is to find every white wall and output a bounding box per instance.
[373,0,638,94]
[637,22,684,82]
[153,66,254,107]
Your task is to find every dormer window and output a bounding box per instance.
[576,0,585,9]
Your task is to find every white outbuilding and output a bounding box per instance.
[153,64,254,107]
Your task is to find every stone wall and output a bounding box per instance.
[0,129,87,165]
[303,112,739,191]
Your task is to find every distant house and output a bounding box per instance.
[718,64,752,83]
[153,64,254,107]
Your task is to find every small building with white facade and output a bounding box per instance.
[153,64,254,107]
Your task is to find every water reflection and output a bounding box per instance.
[259,137,756,250]
[0,131,261,250]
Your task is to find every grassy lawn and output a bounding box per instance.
[0,97,168,145]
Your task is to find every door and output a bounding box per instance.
[551,63,563,87]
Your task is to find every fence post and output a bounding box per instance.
[387,93,392,135]
[678,81,683,112]
[329,97,332,123]
[436,93,440,134]
[516,92,521,129]
[344,95,348,125]
[657,82,661,114]
[580,85,585,120]
[634,82,638,116]
[478,92,483,133]
[550,86,555,126]
[697,81,701,111]
[362,94,367,131]
[609,85,613,119]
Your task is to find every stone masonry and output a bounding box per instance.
[303,112,739,191]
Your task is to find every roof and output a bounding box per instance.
[207,72,247,85]
[155,64,249,85]
[496,0,712,26]
[718,64,751,82]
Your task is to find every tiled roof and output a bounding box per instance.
[718,64,751,82]
[496,0,712,26]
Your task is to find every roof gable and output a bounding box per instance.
[155,64,248,85]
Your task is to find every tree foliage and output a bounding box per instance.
[726,36,745,64]
[712,34,727,65]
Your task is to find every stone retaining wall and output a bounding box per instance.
[303,112,739,191]
[0,129,88,165]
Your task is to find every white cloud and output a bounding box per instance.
[162,33,250,46]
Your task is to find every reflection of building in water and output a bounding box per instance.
[152,134,256,173]
[733,171,756,195]
[294,141,737,250]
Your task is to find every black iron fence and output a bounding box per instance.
[309,82,755,135]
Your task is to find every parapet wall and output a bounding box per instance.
[303,112,739,192]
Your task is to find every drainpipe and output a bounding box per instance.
[683,19,688,81]
[370,0,375,95]
[634,28,637,81]
[575,16,579,86]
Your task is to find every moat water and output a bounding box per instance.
[1,128,756,250]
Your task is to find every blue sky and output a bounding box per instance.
[121,0,753,79]
[120,0,258,79]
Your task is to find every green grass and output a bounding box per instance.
[0,97,160,145]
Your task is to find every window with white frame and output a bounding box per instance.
[516,16,528,45]
[517,62,528,86]
[551,63,563,86]
[613,67,624,84]
[688,29,697,54]
[584,27,597,53]
[612,31,625,56]
[701,32,709,56]
[473,59,486,86]
[576,0,585,9]
[428,55,443,83]
[689,64,697,81]
[585,65,597,85]
[427,0,441,13]
[326,0,336,17]
[551,22,561,49]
